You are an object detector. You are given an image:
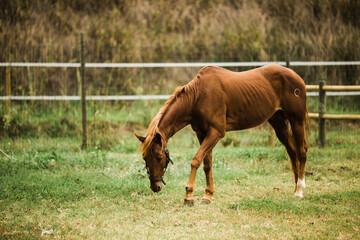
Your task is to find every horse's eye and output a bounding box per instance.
[156,154,162,162]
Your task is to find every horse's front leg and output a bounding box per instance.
[185,128,222,206]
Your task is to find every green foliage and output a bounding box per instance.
[0,104,80,138]
[1,98,360,150]
[0,130,359,238]
[229,190,360,215]
[0,111,34,138]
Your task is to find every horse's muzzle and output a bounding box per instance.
[151,184,162,193]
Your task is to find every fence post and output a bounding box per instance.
[6,52,11,109]
[81,33,87,149]
[319,80,326,148]
[286,41,290,68]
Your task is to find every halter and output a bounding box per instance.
[146,147,173,185]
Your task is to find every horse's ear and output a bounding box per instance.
[135,134,146,143]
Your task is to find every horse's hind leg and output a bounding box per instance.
[289,116,307,198]
[201,151,215,204]
[268,111,299,195]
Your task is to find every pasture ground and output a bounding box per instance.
[1,123,359,239]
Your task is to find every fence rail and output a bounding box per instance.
[0,95,171,101]
[308,113,360,120]
[1,61,360,68]
[306,85,360,91]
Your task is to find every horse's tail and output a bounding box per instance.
[304,107,310,152]
[284,107,309,152]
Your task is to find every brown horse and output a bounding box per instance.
[136,64,308,205]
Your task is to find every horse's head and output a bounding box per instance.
[135,132,173,193]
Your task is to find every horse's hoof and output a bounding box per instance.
[184,199,195,207]
[293,192,303,198]
[199,198,211,205]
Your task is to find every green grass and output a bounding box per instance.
[1,125,359,239]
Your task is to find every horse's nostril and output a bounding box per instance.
[157,185,162,192]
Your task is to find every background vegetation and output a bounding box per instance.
[1,0,359,96]
[1,0,358,141]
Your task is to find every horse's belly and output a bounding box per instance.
[225,96,280,131]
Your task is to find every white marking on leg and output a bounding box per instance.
[298,177,305,189]
[294,177,305,198]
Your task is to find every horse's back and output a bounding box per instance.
[200,64,306,112]
[193,65,306,131]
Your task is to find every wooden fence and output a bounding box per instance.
[306,83,360,148]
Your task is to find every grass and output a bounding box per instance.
[1,124,359,239]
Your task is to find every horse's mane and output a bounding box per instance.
[140,72,201,157]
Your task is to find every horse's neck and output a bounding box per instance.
[158,97,192,141]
